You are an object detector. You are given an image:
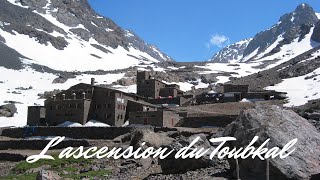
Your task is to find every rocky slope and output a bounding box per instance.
[0,0,173,72]
[210,4,320,63]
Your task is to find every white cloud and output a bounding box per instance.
[208,34,230,48]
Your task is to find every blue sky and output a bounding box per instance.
[88,0,320,62]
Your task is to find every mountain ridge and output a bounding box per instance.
[210,3,320,63]
[0,0,173,72]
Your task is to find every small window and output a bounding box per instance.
[50,106,53,110]
[108,104,111,108]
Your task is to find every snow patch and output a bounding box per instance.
[6,0,28,8]
[267,67,320,106]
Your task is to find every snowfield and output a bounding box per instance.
[267,67,320,107]
[0,28,160,71]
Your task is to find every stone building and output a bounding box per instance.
[28,80,157,127]
[27,106,46,126]
[27,72,186,127]
[129,110,180,127]
[223,84,249,98]
[137,71,183,99]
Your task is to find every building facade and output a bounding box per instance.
[129,110,180,127]
[137,71,183,99]
[27,106,46,126]
[28,82,157,127]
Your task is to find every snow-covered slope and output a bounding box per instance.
[0,0,172,72]
[210,38,252,63]
[210,4,319,64]
[267,66,320,107]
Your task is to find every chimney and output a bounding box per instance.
[52,94,56,101]
[62,94,66,100]
[72,93,76,100]
[91,78,95,86]
[82,92,86,99]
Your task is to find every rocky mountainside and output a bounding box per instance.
[210,38,252,63]
[0,0,173,72]
[210,4,320,63]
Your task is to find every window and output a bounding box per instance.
[50,106,53,110]
[108,104,111,109]
[77,104,82,109]
[120,114,123,119]
[144,117,149,125]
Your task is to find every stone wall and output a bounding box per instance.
[0,139,90,150]
[1,126,155,139]
[179,115,238,128]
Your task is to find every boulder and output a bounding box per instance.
[36,170,61,180]
[0,104,17,117]
[130,129,174,149]
[224,105,320,180]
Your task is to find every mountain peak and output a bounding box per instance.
[209,3,319,63]
[295,3,312,12]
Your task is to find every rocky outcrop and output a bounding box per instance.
[36,170,61,180]
[130,129,174,149]
[312,21,320,42]
[0,104,17,117]
[224,105,320,180]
